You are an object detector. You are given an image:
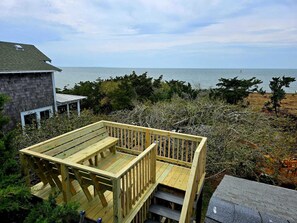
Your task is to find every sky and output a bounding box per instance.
[0,0,297,68]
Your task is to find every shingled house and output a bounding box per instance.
[0,41,85,129]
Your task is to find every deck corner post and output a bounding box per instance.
[113,178,122,223]
[19,153,30,186]
[60,164,71,203]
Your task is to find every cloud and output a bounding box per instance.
[0,0,296,67]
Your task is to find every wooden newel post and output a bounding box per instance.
[113,178,122,223]
[61,164,71,203]
[151,144,156,183]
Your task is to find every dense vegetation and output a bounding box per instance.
[1,72,296,222]
[0,94,80,223]
[58,71,199,113]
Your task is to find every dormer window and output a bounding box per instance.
[14,44,24,51]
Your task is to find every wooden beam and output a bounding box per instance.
[72,169,93,201]
[90,173,108,207]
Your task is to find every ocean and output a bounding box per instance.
[55,67,297,93]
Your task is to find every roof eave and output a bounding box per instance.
[0,70,58,74]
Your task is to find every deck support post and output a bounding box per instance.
[19,154,30,186]
[112,178,122,223]
[61,164,71,203]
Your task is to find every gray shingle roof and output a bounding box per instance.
[205,175,297,223]
[0,41,61,73]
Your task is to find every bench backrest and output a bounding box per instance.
[29,122,109,158]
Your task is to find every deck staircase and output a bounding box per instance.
[145,185,186,223]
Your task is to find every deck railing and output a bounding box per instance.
[103,121,203,167]
[104,121,207,222]
[180,137,207,222]
[114,143,156,221]
[20,120,206,223]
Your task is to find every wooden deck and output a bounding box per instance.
[21,120,207,222]
[31,152,191,222]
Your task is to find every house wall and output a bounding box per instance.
[0,72,55,129]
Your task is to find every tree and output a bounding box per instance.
[210,77,263,104]
[265,76,296,116]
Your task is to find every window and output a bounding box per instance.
[24,113,38,128]
[21,106,53,129]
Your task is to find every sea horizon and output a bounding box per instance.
[55,67,297,93]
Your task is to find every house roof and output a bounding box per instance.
[0,41,61,73]
[56,93,87,105]
[205,175,297,223]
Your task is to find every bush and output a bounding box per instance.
[24,193,79,223]
[210,77,263,105]
[110,95,295,184]
[265,76,296,115]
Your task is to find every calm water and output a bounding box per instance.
[55,67,297,93]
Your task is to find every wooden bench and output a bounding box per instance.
[65,136,119,165]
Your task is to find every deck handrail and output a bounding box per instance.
[103,121,202,167]
[113,143,157,222]
[115,143,156,178]
[180,137,207,222]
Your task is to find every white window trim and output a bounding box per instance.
[20,106,53,129]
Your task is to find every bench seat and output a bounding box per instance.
[65,136,119,164]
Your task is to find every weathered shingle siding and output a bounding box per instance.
[0,72,55,128]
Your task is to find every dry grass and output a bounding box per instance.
[248,93,297,115]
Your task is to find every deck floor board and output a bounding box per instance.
[31,152,190,222]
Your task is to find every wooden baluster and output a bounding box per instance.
[181,139,185,161]
[137,131,140,150]
[168,136,171,158]
[185,140,189,162]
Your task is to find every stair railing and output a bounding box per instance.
[179,137,207,222]
[113,143,157,222]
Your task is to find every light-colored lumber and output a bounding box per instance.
[60,164,71,203]
[65,137,118,163]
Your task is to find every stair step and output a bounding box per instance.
[149,204,181,222]
[144,220,160,223]
[154,191,184,205]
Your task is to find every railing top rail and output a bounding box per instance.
[103,120,204,141]
[20,149,116,179]
[115,143,156,178]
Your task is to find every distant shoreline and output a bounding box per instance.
[55,67,297,93]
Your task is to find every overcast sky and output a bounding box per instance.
[1,0,297,68]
